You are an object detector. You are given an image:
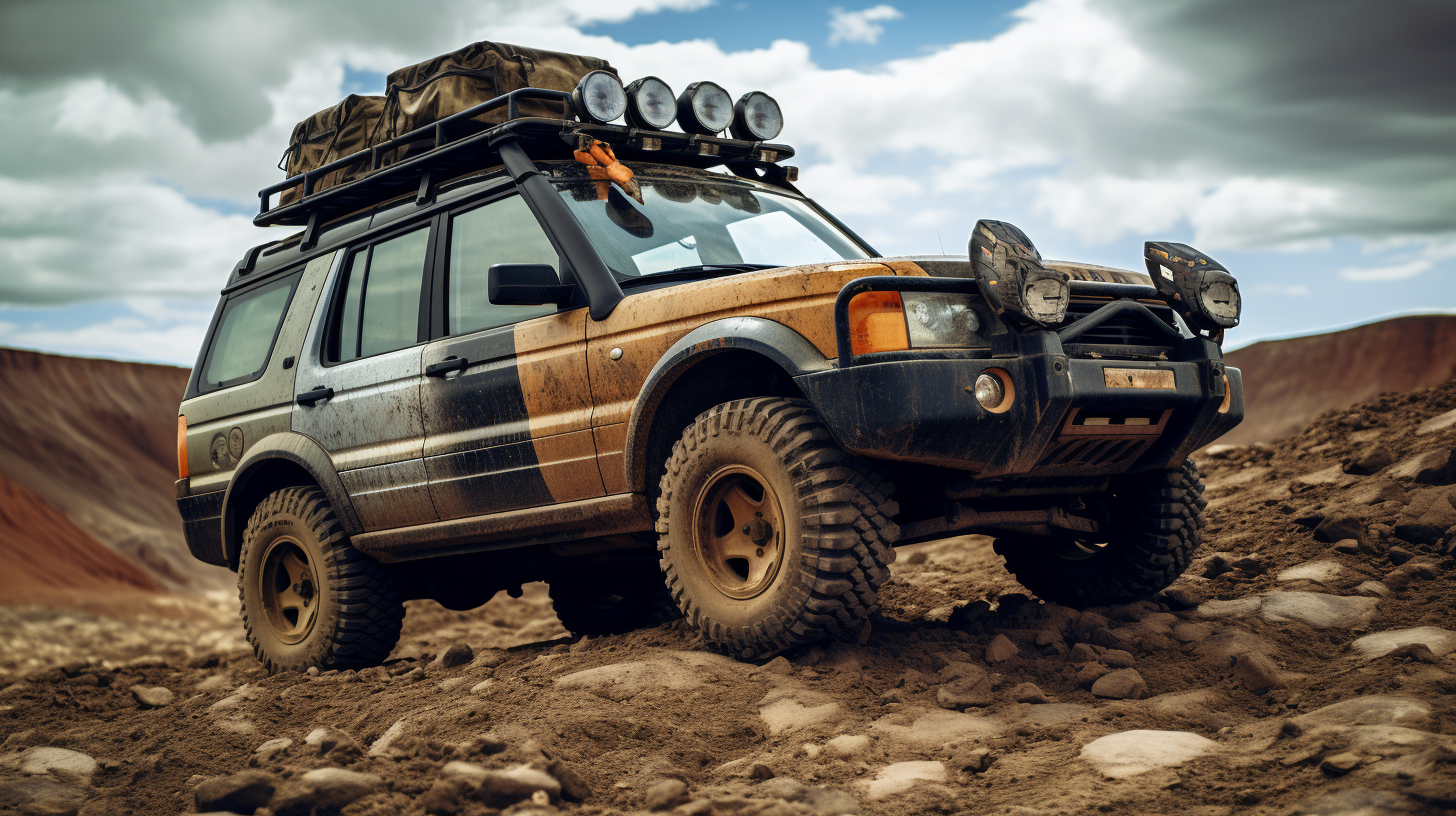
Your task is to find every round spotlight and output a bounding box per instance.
[573,71,627,125]
[676,81,733,135]
[625,76,677,130]
[730,91,783,141]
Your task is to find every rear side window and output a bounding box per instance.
[329,226,430,363]
[200,274,299,390]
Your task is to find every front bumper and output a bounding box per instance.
[795,329,1242,478]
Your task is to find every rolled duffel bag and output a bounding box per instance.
[278,94,387,205]
[377,41,616,150]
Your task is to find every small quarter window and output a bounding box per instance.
[448,195,560,335]
[200,274,298,390]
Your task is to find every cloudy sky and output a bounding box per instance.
[1,0,1452,366]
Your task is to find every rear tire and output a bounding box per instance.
[238,486,404,673]
[995,459,1207,607]
[656,398,898,659]
[549,559,681,636]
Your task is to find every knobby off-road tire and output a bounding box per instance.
[238,486,404,673]
[548,560,682,637]
[995,459,1207,608]
[657,398,899,659]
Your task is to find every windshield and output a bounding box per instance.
[553,169,869,278]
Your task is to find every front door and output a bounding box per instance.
[421,193,603,520]
[293,222,439,531]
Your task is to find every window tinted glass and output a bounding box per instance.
[361,228,429,356]
[449,195,559,335]
[331,227,429,362]
[202,275,296,388]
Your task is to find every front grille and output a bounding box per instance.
[1061,297,1179,358]
[1038,437,1153,469]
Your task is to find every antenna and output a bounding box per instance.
[937,231,945,255]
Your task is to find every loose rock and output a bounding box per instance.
[270,768,383,816]
[984,634,1019,663]
[1080,730,1217,778]
[129,685,174,709]
[1090,669,1147,700]
[434,642,475,669]
[194,770,277,814]
[1010,682,1049,704]
[645,778,690,811]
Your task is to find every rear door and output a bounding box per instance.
[420,192,603,520]
[292,220,439,531]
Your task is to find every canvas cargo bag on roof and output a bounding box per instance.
[377,41,616,148]
[278,94,386,205]
[276,42,614,205]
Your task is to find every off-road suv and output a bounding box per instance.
[176,66,1244,672]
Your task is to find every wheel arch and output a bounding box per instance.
[221,432,362,569]
[622,317,831,495]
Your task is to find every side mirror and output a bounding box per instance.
[969,219,1070,326]
[487,264,576,306]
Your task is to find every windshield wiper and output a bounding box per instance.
[617,264,779,288]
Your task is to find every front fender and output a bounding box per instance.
[220,431,362,565]
[622,316,831,492]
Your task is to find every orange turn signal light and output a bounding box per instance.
[177,415,189,480]
[848,291,909,356]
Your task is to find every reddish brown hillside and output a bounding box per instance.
[0,472,159,603]
[1221,314,1456,446]
[0,347,229,592]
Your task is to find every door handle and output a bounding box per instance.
[425,356,470,377]
[296,386,334,406]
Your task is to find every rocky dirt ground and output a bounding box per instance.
[3,381,1456,816]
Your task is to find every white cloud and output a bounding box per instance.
[828,5,904,46]
[1338,259,1432,282]
[0,298,213,366]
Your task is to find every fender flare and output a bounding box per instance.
[220,431,363,564]
[622,316,831,492]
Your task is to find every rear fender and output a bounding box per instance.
[221,431,363,566]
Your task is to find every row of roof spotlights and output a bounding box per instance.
[572,71,784,141]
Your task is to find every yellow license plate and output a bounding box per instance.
[1103,368,1175,389]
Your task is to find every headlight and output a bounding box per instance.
[969,219,1070,327]
[573,71,627,125]
[730,91,783,141]
[1144,241,1241,332]
[677,81,734,135]
[902,292,985,348]
[625,76,676,130]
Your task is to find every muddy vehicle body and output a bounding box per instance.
[176,71,1244,670]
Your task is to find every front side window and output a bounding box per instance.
[553,169,869,278]
[448,195,560,335]
[329,226,430,362]
[201,274,298,389]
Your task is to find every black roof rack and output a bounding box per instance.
[255,87,795,229]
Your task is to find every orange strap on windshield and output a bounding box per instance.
[573,140,642,202]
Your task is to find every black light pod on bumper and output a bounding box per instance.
[969,219,1070,327]
[1144,241,1241,333]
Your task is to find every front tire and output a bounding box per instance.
[656,398,898,659]
[238,486,404,673]
[994,459,1207,607]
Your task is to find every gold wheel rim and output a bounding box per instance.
[691,465,786,600]
[260,536,320,645]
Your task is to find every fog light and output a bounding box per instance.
[677,81,734,135]
[573,71,627,125]
[1144,241,1241,333]
[972,369,1014,413]
[625,76,677,130]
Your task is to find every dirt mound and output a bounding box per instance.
[0,472,159,604]
[1222,314,1456,446]
[3,378,1454,815]
[0,347,228,593]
